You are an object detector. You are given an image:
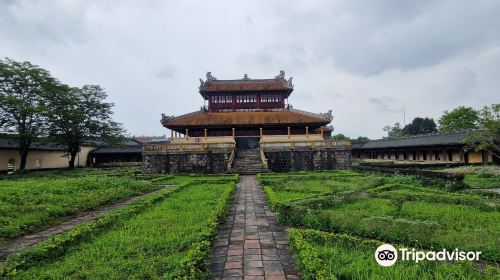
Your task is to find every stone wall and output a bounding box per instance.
[142,151,231,174]
[264,148,351,172]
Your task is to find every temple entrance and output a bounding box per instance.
[235,136,260,149]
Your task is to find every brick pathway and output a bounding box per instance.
[0,185,173,261]
[211,175,300,280]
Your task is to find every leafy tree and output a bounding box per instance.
[463,104,500,159]
[402,117,437,135]
[44,85,124,168]
[355,136,370,142]
[332,133,351,141]
[439,106,480,132]
[383,122,405,138]
[0,58,56,171]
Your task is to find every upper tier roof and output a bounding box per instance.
[161,108,332,128]
[199,71,294,97]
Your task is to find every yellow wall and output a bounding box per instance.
[468,151,483,163]
[1,146,96,171]
[356,149,493,163]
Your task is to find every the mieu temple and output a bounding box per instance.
[142,71,351,174]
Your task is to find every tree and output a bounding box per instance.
[332,134,351,141]
[44,85,124,168]
[438,106,480,132]
[0,58,56,171]
[355,136,370,142]
[463,104,500,159]
[383,122,405,138]
[402,117,437,135]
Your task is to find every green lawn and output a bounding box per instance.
[8,177,236,279]
[0,167,141,180]
[289,229,500,280]
[260,170,500,279]
[0,176,159,240]
[14,179,234,279]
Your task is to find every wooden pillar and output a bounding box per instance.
[185,129,189,142]
[232,128,235,138]
[171,130,174,139]
[306,126,309,138]
[320,127,324,138]
[260,128,263,137]
[204,129,208,142]
[287,127,291,139]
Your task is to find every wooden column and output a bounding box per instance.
[320,127,324,138]
[287,127,291,139]
[204,129,208,142]
[232,128,235,139]
[260,128,263,137]
[185,129,189,142]
[171,130,173,139]
[306,126,309,138]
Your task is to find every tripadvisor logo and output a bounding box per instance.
[375,244,481,267]
[375,244,398,267]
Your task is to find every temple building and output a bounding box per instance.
[352,130,496,164]
[161,71,333,148]
[143,71,351,174]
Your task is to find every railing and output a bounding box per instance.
[260,148,269,169]
[170,136,235,144]
[143,142,235,152]
[260,137,351,150]
[143,135,236,153]
[260,134,324,142]
[227,149,235,171]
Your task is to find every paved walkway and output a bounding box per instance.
[211,175,300,280]
[0,185,173,261]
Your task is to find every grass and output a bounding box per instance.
[0,167,141,180]
[438,165,500,189]
[289,229,500,280]
[297,198,500,261]
[464,174,500,189]
[260,170,500,278]
[9,177,236,279]
[0,175,157,240]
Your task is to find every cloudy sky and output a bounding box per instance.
[1,0,499,139]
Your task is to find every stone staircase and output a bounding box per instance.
[231,148,268,175]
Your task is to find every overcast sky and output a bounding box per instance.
[1,0,499,139]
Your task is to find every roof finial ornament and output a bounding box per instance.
[320,110,333,121]
[275,70,286,80]
[206,71,217,81]
[243,73,250,80]
[161,113,175,124]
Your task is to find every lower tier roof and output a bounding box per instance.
[161,109,331,128]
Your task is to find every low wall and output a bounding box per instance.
[353,165,464,182]
[264,148,351,172]
[142,151,232,174]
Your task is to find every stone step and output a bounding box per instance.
[231,149,268,174]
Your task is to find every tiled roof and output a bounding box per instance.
[162,109,331,128]
[352,130,474,150]
[0,136,66,151]
[90,146,142,154]
[0,135,141,152]
[200,79,293,93]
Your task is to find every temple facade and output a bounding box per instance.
[143,71,351,174]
